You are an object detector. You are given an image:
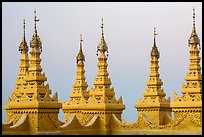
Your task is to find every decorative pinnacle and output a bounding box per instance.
[97,17,108,56]
[22,18,26,42]
[19,19,28,53]
[188,7,200,49]
[80,34,83,51]
[23,19,25,39]
[34,9,40,36]
[151,27,159,58]
[76,34,85,64]
[153,27,158,46]
[101,17,104,36]
[193,7,195,28]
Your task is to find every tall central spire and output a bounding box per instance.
[92,18,113,98]
[89,17,124,107]
[25,10,51,99]
[29,10,43,73]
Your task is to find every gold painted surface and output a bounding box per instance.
[2,9,202,135]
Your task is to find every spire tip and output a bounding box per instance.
[153,27,158,46]
[80,34,83,50]
[193,7,196,27]
[101,17,104,36]
[33,9,40,36]
[23,19,25,37]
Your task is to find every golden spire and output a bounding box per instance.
[69,34,89,102]
[97,17,108,56]
[144,27,165,98]
[19,19,28,54]
[182,7,202,95]
[30,10,42,52]
[188,7,200,49]
[76,34,85,64]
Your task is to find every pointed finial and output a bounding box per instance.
[101,17,104,36]
[19,19,28,53]
[151,27,159,58]
[23,18,26,41]
[188,7,200,49]
[76,34,85,64]
[193,7,195,28]
[34,9,40,36]
[23,19,25,37]
[80,34,83,51]
[153,27,158,46]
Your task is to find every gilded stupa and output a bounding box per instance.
[2,8,202,135]
[134,27,172,125]
[170,7,202,130]
[62,18,125,134]
[3,10,62,134]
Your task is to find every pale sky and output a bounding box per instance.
[2,2,202,123]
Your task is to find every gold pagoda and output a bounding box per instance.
[134,27,172,126]
[2,8,202,135]
[170,7,202,130]
[62,18,125,134]
[3,10,62,134]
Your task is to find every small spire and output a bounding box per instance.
[101,17,104,36]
